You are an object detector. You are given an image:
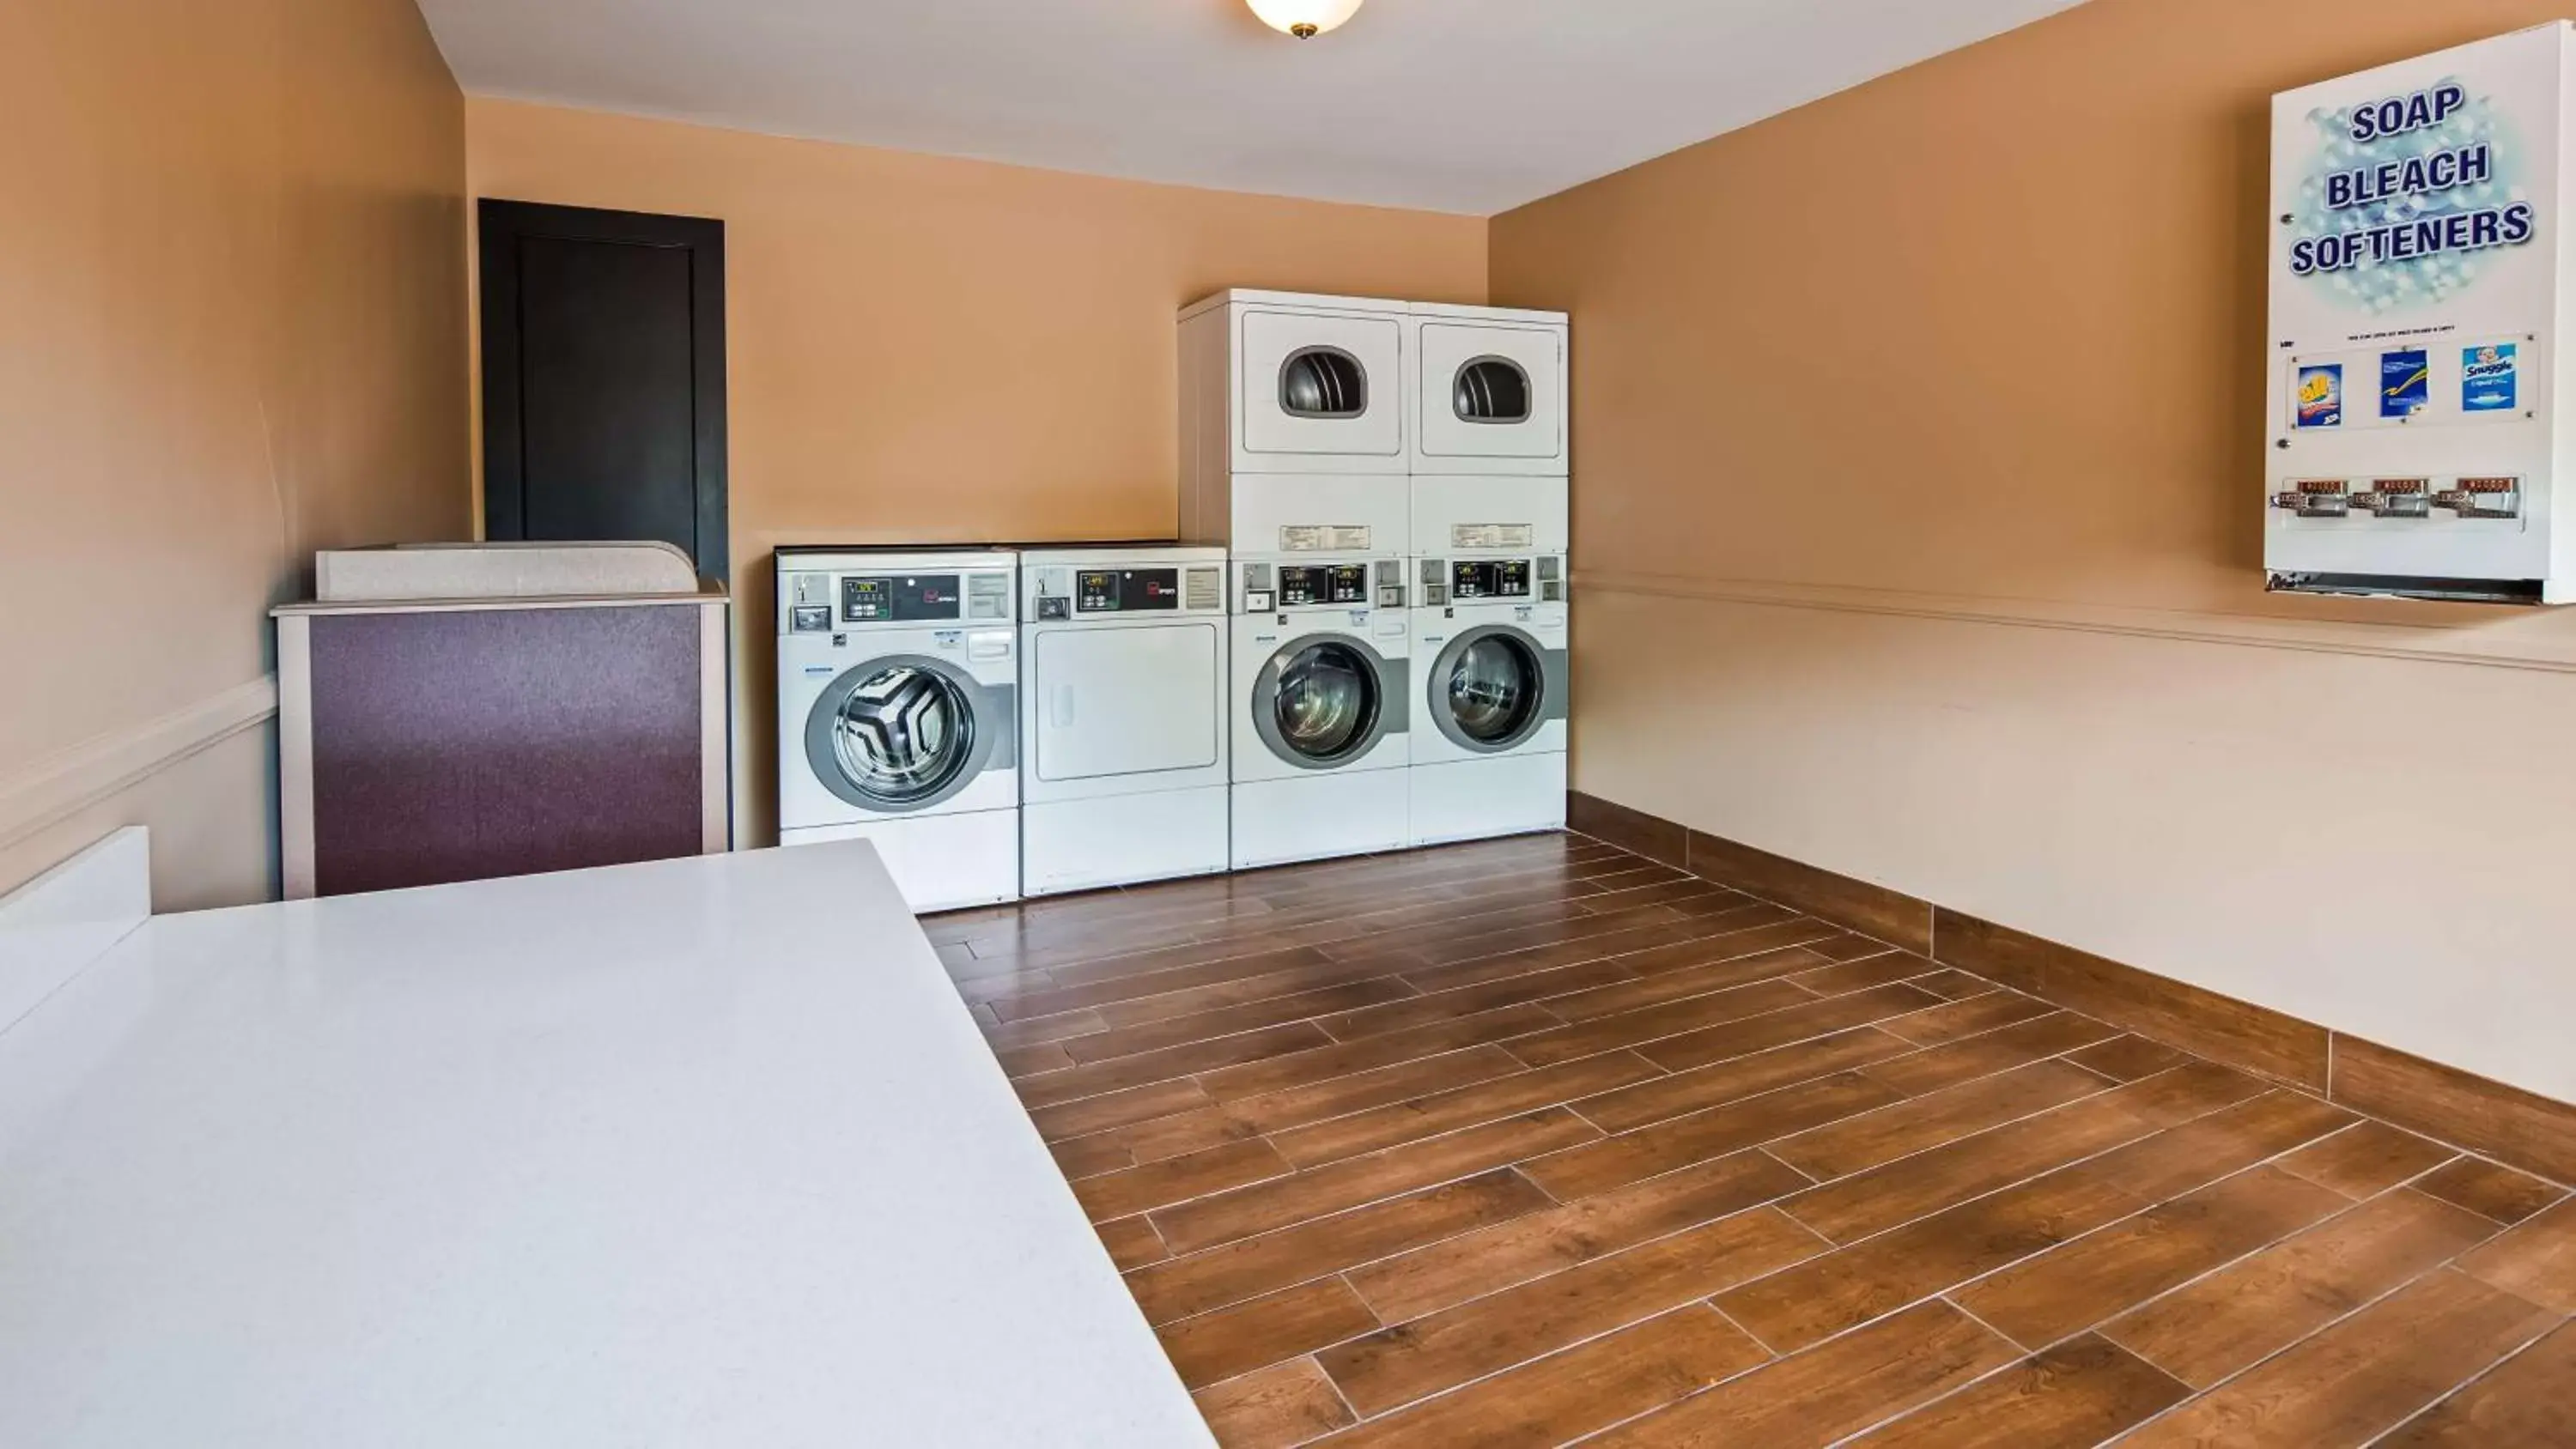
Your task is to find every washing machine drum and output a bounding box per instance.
[806,657,1002,812]
[1428,625,1558,753]
[1255,636,1401,769]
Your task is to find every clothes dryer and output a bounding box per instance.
[1018,547,1231,895]
[1406,302,1570,476]
[1180,289,1411,477]
[776,549,1019,912]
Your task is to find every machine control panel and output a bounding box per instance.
[1279,564,1369,607]
[2269,476,2524,523]
[1242,560,1401,614]
[842,574,961,622]
[1077,567,1182,613]
[1421,555,1564,607]
[1452,558,1533,600]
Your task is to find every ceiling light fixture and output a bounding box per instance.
[1246,0,1365,40]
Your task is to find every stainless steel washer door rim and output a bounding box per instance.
[1425,624,1568,755]
[1250,633,1409,771]
[804,654,1011,813]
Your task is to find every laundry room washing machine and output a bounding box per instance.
[1018,546,1231,896]
[1407,473,1569,845]
[1231,554,1414,870]
[1408,549,1569,846]
[776,549,1020,912]
[1406,302,1569,476]
[1180,289,1412,479]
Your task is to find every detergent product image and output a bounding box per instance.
[2464,343,2519,413]
[2380,349,2430,418]
[2295,364,2343,428]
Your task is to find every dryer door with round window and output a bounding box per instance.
[805,656,1001,814]
[1239,308,1404,462]
[1415,321,1566,469]
[1426,625,1553,755]
[1251,635,1402,770]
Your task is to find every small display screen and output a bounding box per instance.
[1452,560,1532,599]
[844,574,961,622]
[1279,565,1369,606]
[1077,568,1182,613]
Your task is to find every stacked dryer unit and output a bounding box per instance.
[1181,291,1416,869]
[1405,303,1572,846]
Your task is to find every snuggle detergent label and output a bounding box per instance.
[2296,364,2344,427]
[2379,349,2430,417]
[2463,343,2519,413]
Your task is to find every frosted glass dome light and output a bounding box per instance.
[1246,0,1365,39]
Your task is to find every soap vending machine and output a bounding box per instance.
[2266,22,2575,603]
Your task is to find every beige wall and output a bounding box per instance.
[1493,0,2576,1102]
[465,100,1489,846]
[0,0,471,908]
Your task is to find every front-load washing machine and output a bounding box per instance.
[1406,301,1569,476]
[776,549,1020,912]
[1231,555,1413,869]
[1018,546,1231,895]
[1408,549,1569,846]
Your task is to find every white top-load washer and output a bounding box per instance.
[1408,476,1571,846]
[1406,301,1569,476]
[1231,553,1414,869]
[1018,546,1231,896]
[776,549,1021,912]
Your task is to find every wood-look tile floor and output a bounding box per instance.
[928,832,2576,1447]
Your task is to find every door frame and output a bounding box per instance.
[477,199,730,581]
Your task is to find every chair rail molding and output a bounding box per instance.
[0,677,279,852]
[1574,571,2576,676]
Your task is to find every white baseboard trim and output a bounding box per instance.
[1575,573,2576,676]
[0,678,278,854]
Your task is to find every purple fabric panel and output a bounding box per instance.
[307,606,704,897]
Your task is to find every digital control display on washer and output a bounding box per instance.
[1077,568,1182,613]
[1278,565,1369,606]
[843,574,962,622]
[1451,560,1532,599]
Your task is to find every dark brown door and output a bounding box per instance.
[478,200,728,580]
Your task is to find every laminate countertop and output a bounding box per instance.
[0,840,1213,1447]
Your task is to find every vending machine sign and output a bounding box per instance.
[2266,23,2567,603]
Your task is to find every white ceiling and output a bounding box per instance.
[419,0,2088,215]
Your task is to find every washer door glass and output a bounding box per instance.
[1444,633,1542,746]
[829,664,978,805]
[1273,641,1381,762]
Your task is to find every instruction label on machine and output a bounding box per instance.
[1450,524,1535,549]
[1279,525,1373,552]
